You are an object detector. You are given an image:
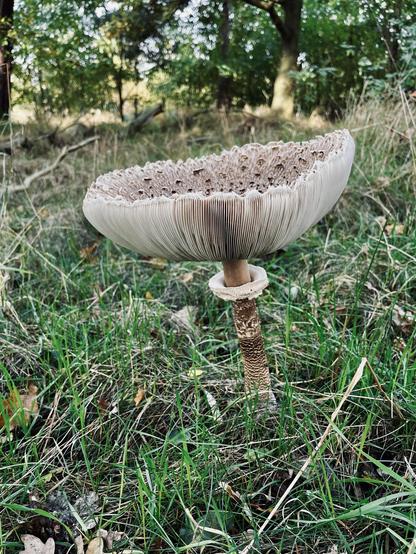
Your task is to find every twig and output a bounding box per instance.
[240,357,368,554]
[6,135,100,193]
[184,507,230,539]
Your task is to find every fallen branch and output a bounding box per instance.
[127,102,163,136]
[6,135,99,193]
[240,357,368,554]
[0,116,93,154]
[0,134,31,154]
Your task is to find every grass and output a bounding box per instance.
[0,94,415,553]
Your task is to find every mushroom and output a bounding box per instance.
[83,129,355,410]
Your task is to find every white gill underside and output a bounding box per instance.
[83,131,355,261]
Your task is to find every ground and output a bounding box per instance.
[0,98,415,553]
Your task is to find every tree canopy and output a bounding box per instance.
[1,0,415,120]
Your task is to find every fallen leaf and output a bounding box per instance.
[325,546,346,554]
[0,384,38,430]
[170,306,197,333]
[218,482,242,502]
[148,257,167,270]
[85,530,131,553]
[97,397,109,414]
[392,305,414,335]
[75,535,85,554]
[86,536,104,554]
[374,215,387,228]
[38,207,50,220]
[19,535,55,554]
[133,388,145,407]
[144,291,154,300]
[385,223,405,236]
[288,285,300,300]
[187,369,203,379]
[105,530,124,549]
[80,242,99,262]
[203,389,222,422]
[179,272,194,284]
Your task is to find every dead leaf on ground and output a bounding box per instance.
[86,530,136,554]
[179,272,194,284]
[75,535,84,554]
[105,530,124,549]
[86,536,104,554]
[80,242,99,262]
[325,546,346,554]
[0,384,38,430]
[97,397,109,414]
[170,306,197,333]
[38,207,50,220]
[187,368,203,379]
[133,388,145,407]
[19,535,55,554]
[392,305,414,334]
[385,223,405,236]
[148,257,167,270]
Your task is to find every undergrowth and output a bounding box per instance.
[0,94,415,553]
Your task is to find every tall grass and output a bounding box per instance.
[0,92,415,553]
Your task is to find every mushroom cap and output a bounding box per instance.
[83,129,355,261]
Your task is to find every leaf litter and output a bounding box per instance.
[0,384,38,431]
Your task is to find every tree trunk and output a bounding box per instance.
[115,69,124,122]
[270,0,302,118]
[127,102,164,136]
[217,0,232,112]
[0,0,14,120]
[115,41,125,122]
[271,43,297,117]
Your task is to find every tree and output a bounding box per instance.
[242,0,302,118]
[0,0,14,119]
[98,0,191,120]
[217,0,233,111]
[13,0,111,115]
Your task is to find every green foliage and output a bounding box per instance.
[14,0,112,113]
[152,2,277,108]
[10,0,416,117]
[153,0,416,115]
[296,0,416,116]
[1,96,415,552]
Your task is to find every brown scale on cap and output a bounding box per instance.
[86,132,345,202]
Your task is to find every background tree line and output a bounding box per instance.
[1,0,415,122]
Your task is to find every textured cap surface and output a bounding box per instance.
[83,129,355,261]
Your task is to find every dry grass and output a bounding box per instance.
[0,93,415,553]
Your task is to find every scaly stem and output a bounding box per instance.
[223,260,277,409]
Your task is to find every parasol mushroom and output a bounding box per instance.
[83,129,355,410]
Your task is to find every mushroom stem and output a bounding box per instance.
[223,260,277,410]
[223,259,251,286]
